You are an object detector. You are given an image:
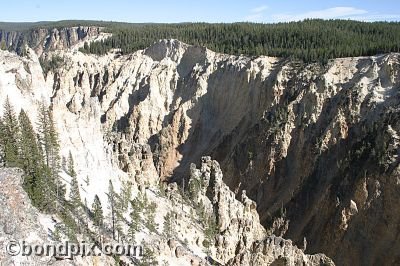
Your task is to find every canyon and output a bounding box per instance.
[0,26,399,265]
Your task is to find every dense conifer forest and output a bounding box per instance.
[1,19,400,63]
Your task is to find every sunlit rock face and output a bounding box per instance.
[0,26,103,55]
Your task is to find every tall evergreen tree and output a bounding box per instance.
[83,197,90,229]
[37,101,61,174]
[0,117,5,166]
[58,207,78,243]
[67,151,76,177]
[2,97,20,167]
[107,180,117,240]
[67,152,85,234]
[37,101,50,165]
[92,194,104,227]
[203,214,218,250]
[0,40,6,50]
[47,107,61,180]
[145,201,157,233]
[27,131,54,212]
[18,109,40,171]
[120,180,132,212]
[138,241,158,266]
[18,109,44,202]
[36,101,64,213]
[163,211,175,238]
[61,156,67,172]
[128,196,142,241]
[69,174,81,209]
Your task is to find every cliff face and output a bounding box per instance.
[0,36,399,265]
[218,55,400,265]
[189,157,333,265]
[0,26,103,55]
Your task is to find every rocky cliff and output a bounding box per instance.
[0,168,116,265]
[0,34,399,265]
[188,157,333,265]
[0,26,104,55]
[0,161,330,266]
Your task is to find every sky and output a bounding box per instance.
[2,0,400,23]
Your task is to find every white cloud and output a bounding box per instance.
[251,5,268,13]
[272,6,368,22]
[245,4,268,22]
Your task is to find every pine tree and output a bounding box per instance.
[34,132,54,211]
[92,194,104,228]
[128,196,142,241]
[67,151,82,221]
[47,107,61,181]
[163,211,175,238]
[138,241,158,266]
[83,41,89,52]
[107,180,117,240]
[0,40,6,50]
[0,117,5,166]
[37,101,61,174]
[69,174,81,209]
[111,181,131,242]
[36,101,65,213]
[189,177,202,201]
[83,198,90,228]
[120,180,132,212]
[142,191,149,209]
[18,109,44,204]
[145,201,157,233]
[61,156,67,172]
[158,181,167,197]
[58,207,78,243]
[67,151,76,177]
[203,214,218,250]
[52,222,65,242]
[92,194,104,241]
[37,101,50,165]
[2,97,20,167]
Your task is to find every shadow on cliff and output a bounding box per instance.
[153,57,286,184]
[224,58,400,265]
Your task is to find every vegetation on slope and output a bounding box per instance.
[1,19,400,62]
[0,19,400,62]
[79,19,400,63]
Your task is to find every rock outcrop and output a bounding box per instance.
[0,168,49,265]
[188,157,333,265]
[189,157,267,264]
[0,26,103,55]
[226,236,334,266]
[0,168,115,266]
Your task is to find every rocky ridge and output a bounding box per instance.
[0,26,106,55]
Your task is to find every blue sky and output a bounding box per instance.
[2,0,400,23]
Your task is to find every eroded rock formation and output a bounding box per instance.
[0,26,104,55]
[0,33,399,265]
